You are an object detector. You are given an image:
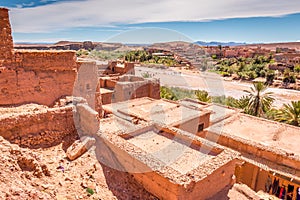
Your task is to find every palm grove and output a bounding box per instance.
[160,82,300,127]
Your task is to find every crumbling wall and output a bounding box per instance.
[0,8,13,67]
[0,8,79,106]
[0,51,78,106]
[74,61,102,115]
[0,106,75,148]
[14,50,77,71]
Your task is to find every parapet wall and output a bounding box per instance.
[0,106,75,148]
[14,50,77,71]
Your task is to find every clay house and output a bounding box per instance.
[1,7,300,200]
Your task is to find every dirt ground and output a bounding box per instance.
[0,133,158,200]
[136,66,300,108]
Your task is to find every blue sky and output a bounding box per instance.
[1,0,300,43]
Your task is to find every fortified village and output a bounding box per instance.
[0,7,300,200]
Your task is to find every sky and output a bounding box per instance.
[1,0,300,44]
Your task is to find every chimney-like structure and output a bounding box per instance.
[0,8,13,67]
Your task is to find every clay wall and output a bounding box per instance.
[0,51,78,106]
[0,8,13,67]
[0,8,79,107]
[74,60,99,110]
[0,106,75,148]
[133,161,237,200]
[203,131,300,172]
[101,92,113,105]
[14,51,77,71]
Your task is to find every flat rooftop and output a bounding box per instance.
[99,115,148,135]
[127,129,219,174]
[102,97,211,127]
[98,124,239,181]
[208,113,300,158]
[179,99,239,124]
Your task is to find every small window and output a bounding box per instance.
[198,123,204,132]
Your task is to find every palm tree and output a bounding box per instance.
[275,101,300,126]
[195,90,212,103]
[244,82,274,117]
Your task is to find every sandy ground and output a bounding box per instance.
[0,134,158,200]
[136,66,300,108]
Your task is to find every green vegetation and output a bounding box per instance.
[86,187,95,195]
[160,83,299,127]
[76,49,89,57]
[243,82,274,117]
[195,90,212,103]
[274,101,300,126]
[76,49,126,60]
[125,50,180,66]
[215,56,275,81]
[89,50,125,60]
[160,86,178,100]
[295,65,300,73]
[141,72,152,78]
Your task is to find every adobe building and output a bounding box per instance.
[102,97,211,134]
[1,7,300,200]
[98,60,135,76]
[99,76,160,105]
[98,97,300,199]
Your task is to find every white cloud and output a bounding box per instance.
[9,0,300,33]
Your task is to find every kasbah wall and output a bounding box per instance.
[0,8,78,106]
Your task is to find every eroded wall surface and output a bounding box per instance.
[0,8,13,67]
[0,106,75,147]
[0,8,78,106]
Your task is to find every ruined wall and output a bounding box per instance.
[0,106,75,148]
[0,51,78,106]
[73,61,100,110]
[0,8,79,106]
[0,8,13,67]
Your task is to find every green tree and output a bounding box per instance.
[160,86,177,100]
[294,64,300,73]
[195,90,212,103]
[275,101,300,126]
[243,82,274,117]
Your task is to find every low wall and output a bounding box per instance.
[0,67,76,106]
[203,131,300,172]
[0,106,75,148]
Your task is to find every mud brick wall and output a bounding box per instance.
[0,8,13,67]
[14,51,77,71]
[0,51,78,106]
[0,106,75,148]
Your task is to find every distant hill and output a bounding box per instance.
[240,42,300,51]
[195,41,247,47]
